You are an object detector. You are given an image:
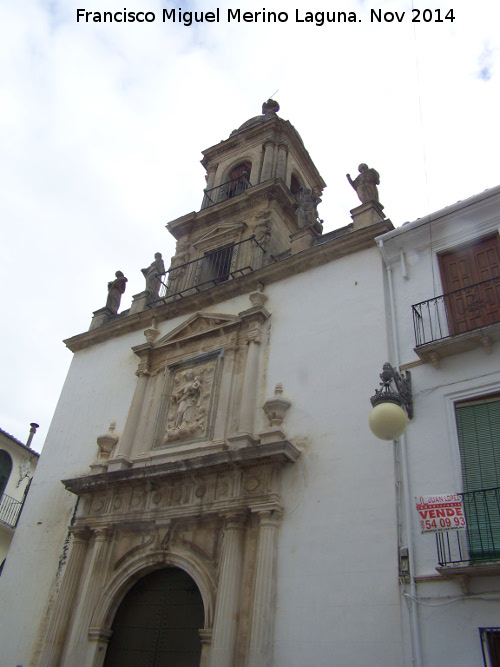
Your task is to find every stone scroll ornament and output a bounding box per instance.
[346,163,380,204]
[163,361,216,443]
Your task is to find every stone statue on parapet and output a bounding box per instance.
[262,99,280,117]
[106,271,127,314]
[347,163,380,204]
[142,252,165,297]
[296,188,322,228]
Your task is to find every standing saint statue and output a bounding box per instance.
[106,271,127,315]
[296,188,321,228]
[142,252,165,297]
[346,164,380,204]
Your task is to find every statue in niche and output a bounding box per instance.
[142,252,165,297]
[106,271,127,314]
[296,188,321,228]
[347,163,380,204]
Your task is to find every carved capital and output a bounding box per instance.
[222,511,247,531]
[93,527,113,543]
[69,527,92,543]
[254,508,283,530]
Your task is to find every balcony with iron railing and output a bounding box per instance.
[436,487,500,572]
[149,235,272,307]
[201,173,252,209]
[0,492,23,529]
[412,276,500,363]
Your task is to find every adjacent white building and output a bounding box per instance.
[0,102,405,666]
[377,185,500,667]
[0,425,39,572]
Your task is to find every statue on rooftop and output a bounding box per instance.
[296,188,321,228]
[142,252,165,297]
[262,99,280,117]
[347,164,380,204]
[106,271,127,314]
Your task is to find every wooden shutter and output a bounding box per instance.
[439,235,500,334]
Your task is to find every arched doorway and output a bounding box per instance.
[104,567,204,667]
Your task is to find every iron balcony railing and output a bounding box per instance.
[201,173,251,209]
[412,276,500,346]
[0,492,23,528]
[436,487,500,567]
[151,236,271,307]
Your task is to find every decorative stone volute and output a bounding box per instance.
[262,384,291,427]
[96,421,119,459]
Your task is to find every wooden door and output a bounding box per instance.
[439,235,500,335]
[104,567,204,667]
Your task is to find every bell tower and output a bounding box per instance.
[154,100,327,306]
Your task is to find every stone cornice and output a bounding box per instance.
[167,179,297,240]
[64,218,393,353]
[62,440,301,496]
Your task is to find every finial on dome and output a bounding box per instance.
[262,99,280,116]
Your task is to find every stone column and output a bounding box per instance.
[261,142,275,182]
[112,369,149,463]
[247,508,283,667]
[276,144,288,181]
[37,529,91,667]
[63,528,113,666]
[208,513,246,667]
[212,343,238,443]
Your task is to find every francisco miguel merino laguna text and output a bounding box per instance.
[76,8,361,26]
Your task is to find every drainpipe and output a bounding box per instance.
[26,422,39,449]
[378,239,423,667]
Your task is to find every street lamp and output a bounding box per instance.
[369,363,413,440]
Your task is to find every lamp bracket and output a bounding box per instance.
[370,363,413,420]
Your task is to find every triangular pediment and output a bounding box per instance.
[192,222,247,250]
[155,312,241,347]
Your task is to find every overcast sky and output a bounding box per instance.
[1,0,499,451]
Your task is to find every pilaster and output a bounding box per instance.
[112,367,150,463]
[63,528,113,667]
[37,529,91,667]
[261,142,275,182]
[209,512,247,667]
[247,507,283,667]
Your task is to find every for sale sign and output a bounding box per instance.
[415,494,467,533]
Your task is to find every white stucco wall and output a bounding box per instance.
[379,186,500,667]
[0,243,403,667]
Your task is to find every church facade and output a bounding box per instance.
[0,102,404,666]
